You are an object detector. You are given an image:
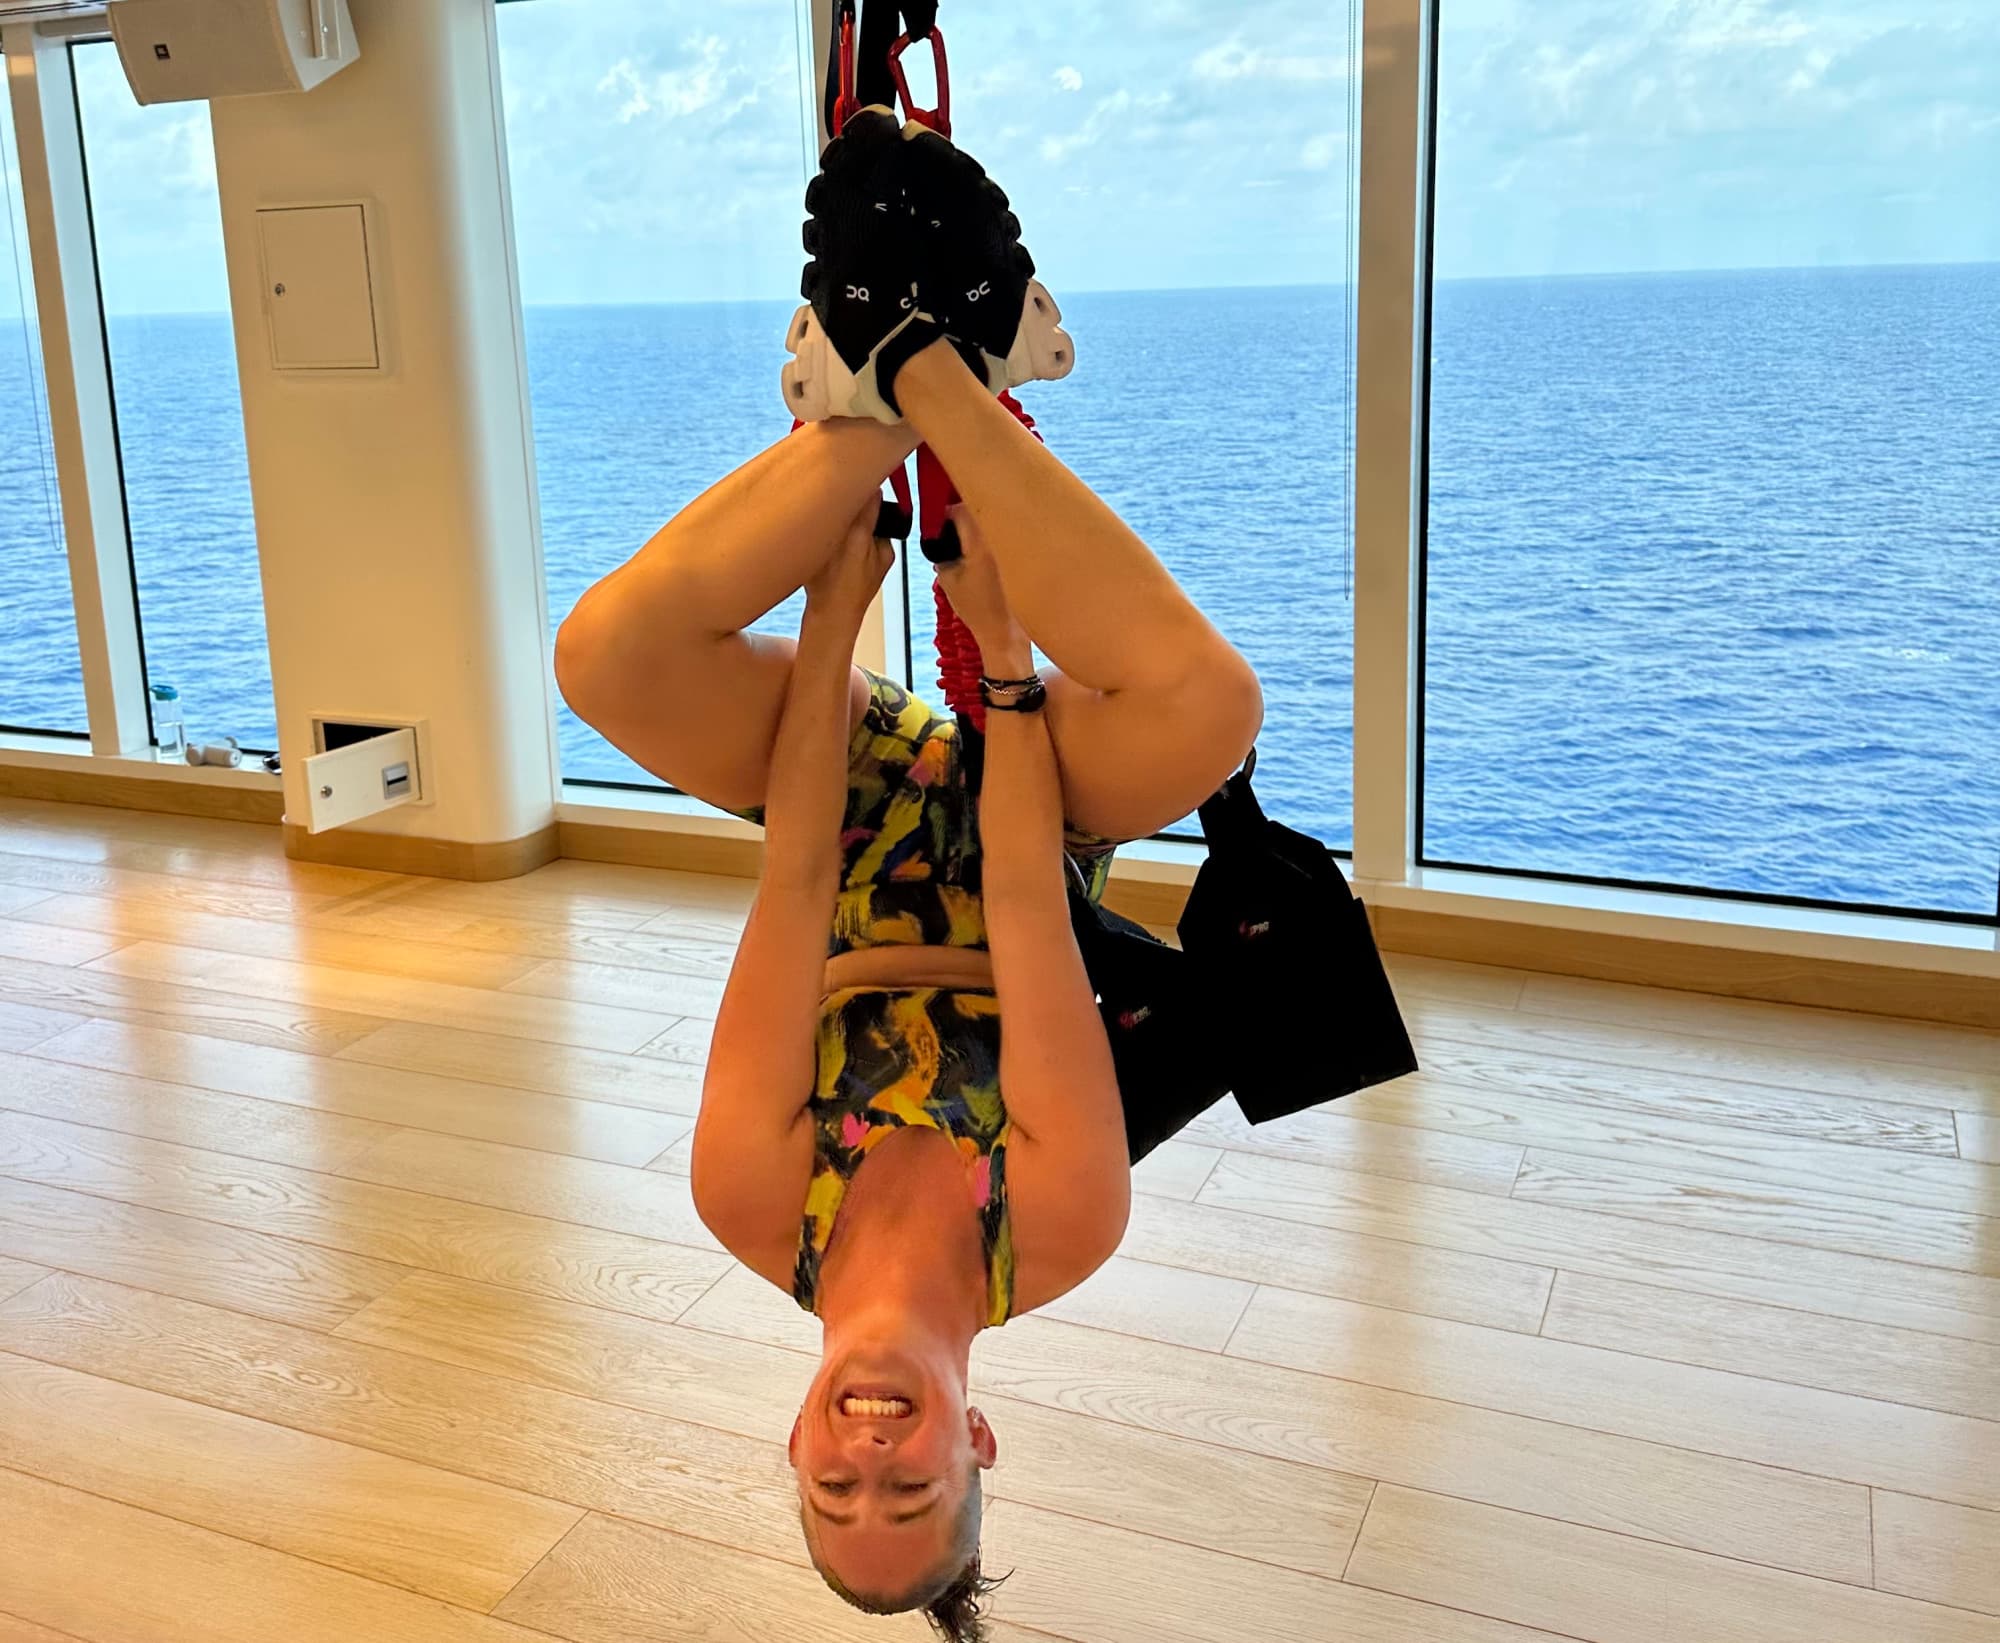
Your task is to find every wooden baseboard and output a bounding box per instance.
[1370,903,2000,1031]
[557,819,765,879]
[0,762,284,824]
[282,821,561,882]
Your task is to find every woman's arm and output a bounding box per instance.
[690,509,893,1262]
[943,527,1132,1293]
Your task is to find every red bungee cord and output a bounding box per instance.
[825,8,1049,736]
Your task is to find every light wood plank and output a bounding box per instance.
[1030,1255,1253,1353]
[86,941,676,1054]
[29,1019,691,1166]
[647,1130,694,1174]
[500,1500,1554,1643]
[493,1510,956,1643]
[1226,1282,2000,1514]
[636,1014,710,1066]
[351,873,682,933]
[0,1466,551,1643]
[1410,997,2000,1115]
[1181,1101,1527,1196]
[0,1612,84,1642]
[1127,1140,1222,1201]
[1382,952,1529,1009]
[1959,1112,1998,1165]
[338,1126,721,1253]
[1873,1492,2000,1618]
[0,918,128,968]
[1513,1149,2000,1275]
[0,885,54,917]
[318,896,737,977]
[979,1496,1569,1643]
[0,1001,72,1055]
[1196,1149,2000,1345]
[0,1350,580,1609]
[1403,1038,1962,1154]
[0,1258,48,1304]
[1517,972,2000,1078]
[0,1051,391,1175]
[335,1020,703,1117]
[336,1269,1372,1581]
[0,1273,813,1571]
[0,802,387,895]
[1347,1485,2000,1643]
[0,848,351,924]
[0,1110,728,1324]
[1124,1191,1554,1334]
[1543,1271,2000,1423]
[504,956,726,1019]
[687,1266,1870,1582]
[11,893,541,988]
[1335,1081,2000,1215]
[0,1176,399,1330]
[0,953,379,1055]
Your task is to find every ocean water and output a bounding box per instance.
[2,271,1994,918]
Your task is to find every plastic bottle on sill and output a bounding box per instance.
[149,683,186,763]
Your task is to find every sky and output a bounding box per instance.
[1,0,1996,317]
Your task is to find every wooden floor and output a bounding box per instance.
[0,795,1995,1642]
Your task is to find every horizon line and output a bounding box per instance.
[49,256,2000,321]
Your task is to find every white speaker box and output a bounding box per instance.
[108,0,359,105]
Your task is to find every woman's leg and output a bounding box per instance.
[555,418,917,812]
[895,343,1263,841]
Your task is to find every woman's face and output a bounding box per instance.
[790,1339,997,1600]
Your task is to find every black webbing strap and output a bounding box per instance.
[824,2,939,136]
[854,0,901,114]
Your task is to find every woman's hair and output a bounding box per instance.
[806,1468,1014,1641]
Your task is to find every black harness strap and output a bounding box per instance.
[824,2,939,139]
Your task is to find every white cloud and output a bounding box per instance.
[597,35,734,124]
[1300,133,1344,171]
[1038,89,1173,164]
[1193,40,1348,84]
[1055,65,1084,92]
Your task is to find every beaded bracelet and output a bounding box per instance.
[980,674,1048,714]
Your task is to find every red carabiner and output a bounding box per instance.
[832,9,860,134]
[888,26,951,136]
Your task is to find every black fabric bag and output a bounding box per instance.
[1176,751,1419,1124]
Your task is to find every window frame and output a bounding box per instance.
[1,14,151,757]
[1405,0,1997,931]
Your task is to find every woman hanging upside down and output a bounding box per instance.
[554,109,1263,1641]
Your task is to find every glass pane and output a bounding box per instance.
[897,12,1361,848]
[0,75,87,736]
[1425,1,2000,918]
[72,42,274,751]
[498,0,815,787]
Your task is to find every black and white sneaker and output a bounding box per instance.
[783,106,939,423]
[900,122,1075,394]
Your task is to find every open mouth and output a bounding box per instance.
[839,1388,915,1419]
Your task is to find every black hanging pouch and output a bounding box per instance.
[1176,752,1419,1124]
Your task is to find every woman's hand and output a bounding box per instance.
[936,505,1033,674]
[804,498,896,633]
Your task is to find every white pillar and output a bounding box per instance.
[208,0,558,866]
[1349,0,1432,886]
[4,24,150,757]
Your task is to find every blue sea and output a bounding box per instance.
[3,269,1995,918]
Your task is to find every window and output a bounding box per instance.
[0,71,86,737]
[895,9,1363,848]
[71,42,274,752]
[497,0,818,788]
[1424,2,2000,919]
